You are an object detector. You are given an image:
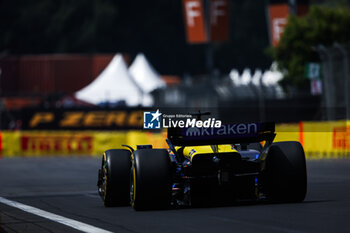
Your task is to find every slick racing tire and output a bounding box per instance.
[131,149,172,211]
[99,149,131,207]
[264,141,307,203]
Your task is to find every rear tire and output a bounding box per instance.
[264,141,307,202]
[99,149,131,207]
[131,149,172,210]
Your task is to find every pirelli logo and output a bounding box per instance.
[333,126,350,150]
[26,110,144,129]
[21,135,93,154]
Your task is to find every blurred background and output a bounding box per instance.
[0,0,349,157]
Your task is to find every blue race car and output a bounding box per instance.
[97,121,307,210]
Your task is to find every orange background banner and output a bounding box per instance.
[268,4,289,46]
[183,0,207,43]
[209,0,229,42]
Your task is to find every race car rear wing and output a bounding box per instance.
[167,122,275,147]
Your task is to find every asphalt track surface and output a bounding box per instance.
[0,157,349,233]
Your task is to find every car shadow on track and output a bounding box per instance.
[170,198,333,210]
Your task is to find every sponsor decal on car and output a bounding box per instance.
[182,123,261,139]
[189,149,196,157]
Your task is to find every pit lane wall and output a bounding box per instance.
[0,130,168,158]
[0,120,349,158]
[275,120,350,159]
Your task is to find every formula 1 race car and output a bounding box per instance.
[97,121,307,210]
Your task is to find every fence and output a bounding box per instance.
[316,43,350,120]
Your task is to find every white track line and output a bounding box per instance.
[0,197,113,233]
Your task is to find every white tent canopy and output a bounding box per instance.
[228,64,285,99]
[75,54,152,106]
[129,53,166,93]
